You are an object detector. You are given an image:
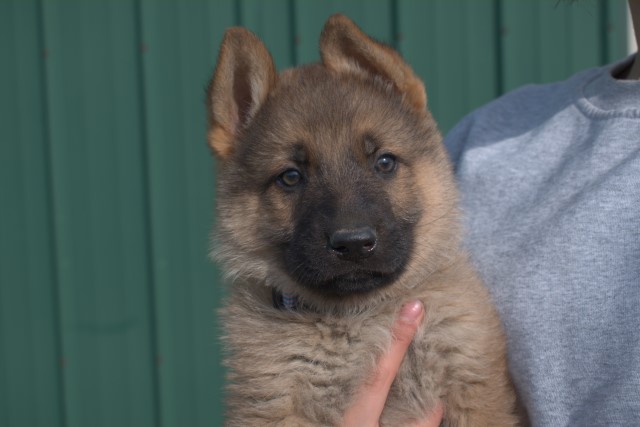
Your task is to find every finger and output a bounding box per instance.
[407,402,445,427]
[341,300,425,426]
[372,300,425,392]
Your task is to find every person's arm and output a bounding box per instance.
[341,300,444,427]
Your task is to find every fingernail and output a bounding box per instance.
[399,300,424,324]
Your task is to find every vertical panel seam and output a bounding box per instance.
[133,1,162,426]
[600,0,609,64]
[35,0,67,425]
[390,0,398,50]
[534,2,541,83]
[495,0,504,96]
[289,0,298,65]
[234,0,243,26]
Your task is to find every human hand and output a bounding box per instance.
[341,300,444,427]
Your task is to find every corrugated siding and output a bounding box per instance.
[0,1,630,426]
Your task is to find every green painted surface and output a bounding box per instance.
[398,0,499,133]
[241,0,295,68]
[137,2,234,425]
[0,1,631,426]
[40,1,157,426]
[0,1,63,426]
[294,0,393,64]
[501,0,629,93]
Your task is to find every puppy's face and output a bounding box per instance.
[208,15,458,307]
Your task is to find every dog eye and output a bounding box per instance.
[375,154,397,174]
[277,169,303,187]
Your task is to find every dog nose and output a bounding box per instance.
[329,227,377,260]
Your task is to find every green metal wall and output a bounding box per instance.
[0,1,630,426]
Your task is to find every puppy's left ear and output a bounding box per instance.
[320,14,426,113]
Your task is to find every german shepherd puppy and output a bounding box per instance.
[207,14,519,427]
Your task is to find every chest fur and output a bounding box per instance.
[221,294,443,426]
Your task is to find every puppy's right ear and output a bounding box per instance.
[206,29,276,159]
[320,14,426,113]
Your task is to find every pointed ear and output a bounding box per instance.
[320,14,426,113]
[206,28,276,159]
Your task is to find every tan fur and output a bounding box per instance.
[208,14,522,427]
[320,14,427,113]
[207,28,277,158]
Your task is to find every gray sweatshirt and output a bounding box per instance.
[445,55,640,426]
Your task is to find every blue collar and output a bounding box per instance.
[272,288,300,311]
